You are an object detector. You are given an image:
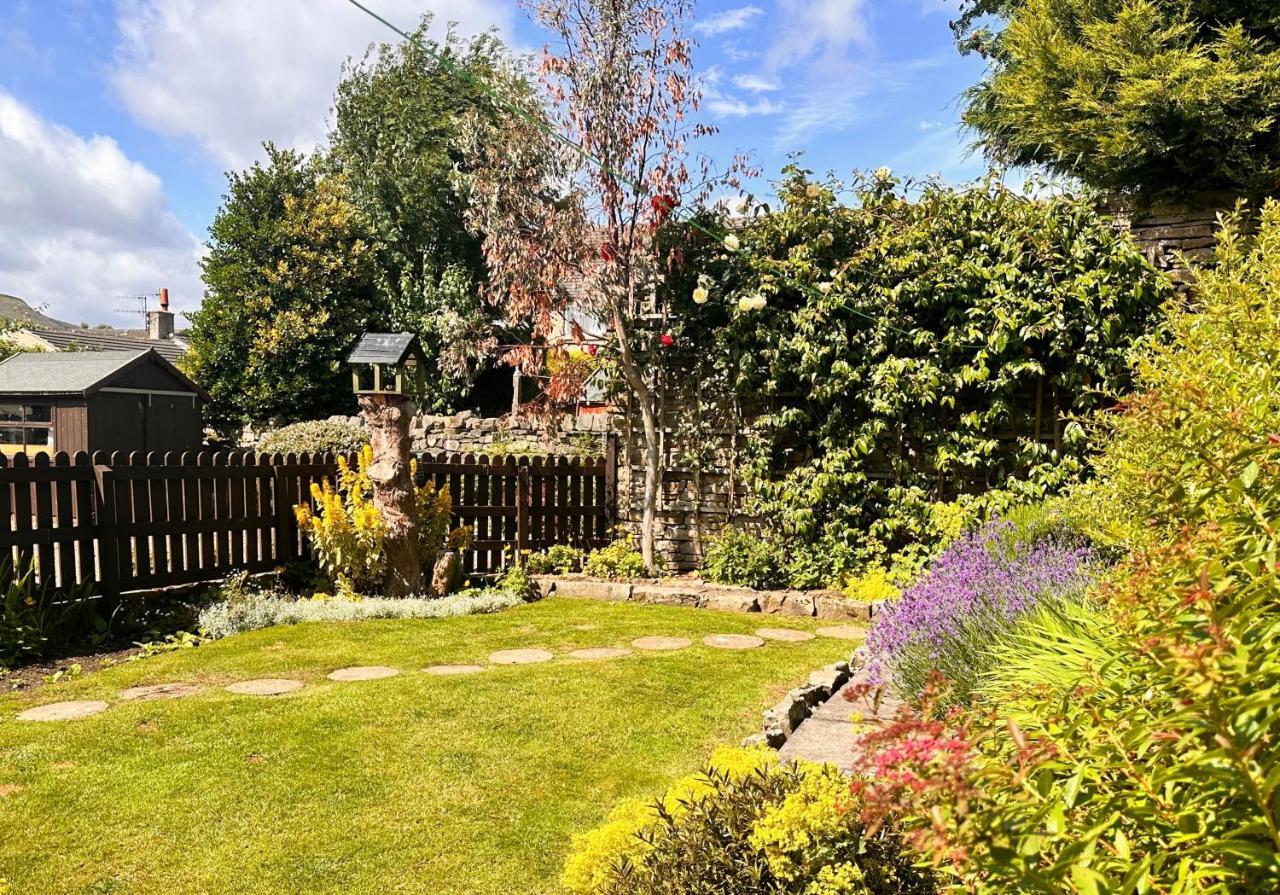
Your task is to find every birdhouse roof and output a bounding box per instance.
[347,333,422,365]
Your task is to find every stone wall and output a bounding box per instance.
[408,410,610,457]
[1114,193,1251,287]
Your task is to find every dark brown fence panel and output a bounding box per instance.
[0,445,615,597]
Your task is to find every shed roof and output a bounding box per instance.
[26,327,188,362]
[347,333,421,365]
[0,349,205,398]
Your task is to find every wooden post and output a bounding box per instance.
[93,462,121,605]
[515,459,530,564]
[272,460,297,565]
[604,431,618,535]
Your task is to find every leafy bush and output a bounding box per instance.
[523,544,585,575]
[583,536,650,580]
[563,747,930,895]
[196,578,523,640]
[840,566,901,604]
[865,520,1096,705]
[666,167,1168,588]
[256,417,366,455]
[0,560,103,666]
[702,529,786,590]
[958,0,1280,199]
[293,445,469,595]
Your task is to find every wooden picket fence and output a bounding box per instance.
[0,442,616,598]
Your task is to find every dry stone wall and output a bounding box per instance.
[1114,193,1254,287]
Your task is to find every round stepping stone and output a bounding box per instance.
[120,683,199,702]
[424,664,486,676]
[631,636,692,651]
[225,679,303,696]
[703,633,765,650]
[756,627,816,643]
[327,666,399,682]
[488,648,554,665]
[568,647,632,660]
[815,625,863,641]
[17,701,109,722]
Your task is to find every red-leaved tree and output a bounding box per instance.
[457,0,749,570]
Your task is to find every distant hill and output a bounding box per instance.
[0,294,75,330]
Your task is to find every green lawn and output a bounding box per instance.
[0,597,857,895]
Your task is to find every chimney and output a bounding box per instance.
[147,288,175,340]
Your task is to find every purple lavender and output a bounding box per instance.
[866,521,1096,703]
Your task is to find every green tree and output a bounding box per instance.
[330,19,510,411]
[958,0,1280,199]
[187,147,380,426]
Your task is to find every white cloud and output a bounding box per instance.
[112,0,514,172]
[764,0,871,71]
[707,96,784,118]
[733,73,780,93]
[0,90,202,325]
[693,5,764,37]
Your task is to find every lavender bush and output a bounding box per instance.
[866,521,1096,706]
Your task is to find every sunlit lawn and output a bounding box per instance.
[0,596,858,895]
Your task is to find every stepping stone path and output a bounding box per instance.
[424,664,486,676]
[815,626,863,641]
[225,679,303,696]
[119,683,200,702]
[568,647,632,660]
[13,619,859,720]
[703,634,765,650]
[327,666,399,682]
[757,627,816,642]
[488,648,554,665]
[631,635,693,651]
[17,700,109,722]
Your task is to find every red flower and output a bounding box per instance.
[660,333,674,348]
[650,194,677,218]
[586,344,598,356]
[598,242,617,263]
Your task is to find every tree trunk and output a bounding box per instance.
[359,395,421,597]
[611,308,661,572]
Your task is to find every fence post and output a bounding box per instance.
[604,432,618,533]
[273,463,296,565]
[515,459,531,565]
[93,464,121,604]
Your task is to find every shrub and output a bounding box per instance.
[524,544,585,575]
[583,536,650,580]
[957,0,1280,199]
[865,520,1096,705]
[0,560,103,666]
[293,445,469,595]
[702,529,786,590]
[196,581,523,640]
[256,417,366,455]
[563,747,930,895]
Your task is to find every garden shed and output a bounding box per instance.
[0,349,206,456]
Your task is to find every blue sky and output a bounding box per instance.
[0,0,990,325]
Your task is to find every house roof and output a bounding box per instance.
[0,349,205,398]
[347,332,421,365]
[26,327,188,362]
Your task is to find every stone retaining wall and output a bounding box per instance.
[536,574,876,622]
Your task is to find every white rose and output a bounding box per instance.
[723,233,741,251]
[692,286,709,304]
[817,282,833,294]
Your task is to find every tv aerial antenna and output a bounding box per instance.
[113,291,155,326]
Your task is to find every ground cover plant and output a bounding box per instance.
[0,598,855,895]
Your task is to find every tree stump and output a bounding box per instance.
[431,550,459,598]
[360,395,421,596]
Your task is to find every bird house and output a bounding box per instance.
[347,333,427,398]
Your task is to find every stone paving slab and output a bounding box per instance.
[226,679,303,696]
[703,634,765,650]
[17,700,110,722]
[756,627,816,642]
[488,648,554,665]
[327,666,399,682]
[778,716,855,771]
[120,683,200,702]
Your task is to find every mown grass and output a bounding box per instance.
[0,596,857,895]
